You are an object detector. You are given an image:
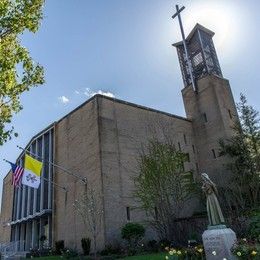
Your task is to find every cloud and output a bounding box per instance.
[58,96,70,104]
[74,90,80,95]
[84,88,115,98]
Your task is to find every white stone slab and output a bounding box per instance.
[202,228,237,260]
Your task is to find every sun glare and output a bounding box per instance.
[183,2,241,51]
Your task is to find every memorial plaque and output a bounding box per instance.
[202,228,237,260]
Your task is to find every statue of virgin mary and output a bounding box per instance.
[201,173,225,226]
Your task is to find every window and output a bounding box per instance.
[195,163,199,173]
[186,153,190,162]
[183,134,187,145]
[181,161,185,171]
[193,52,203,66]
[212,149,216,159]
[228,109,233,119]
[126,207,130,221]
[178,142,181,151]
[154,207,158,220]
[203,113,208,122]
[192,145,195,154]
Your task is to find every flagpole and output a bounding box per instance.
[3,158,67,192]
[42,176,67,191]
[3,158,12,164]
[17,145,87,184]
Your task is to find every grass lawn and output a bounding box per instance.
[35,257,62,260]
[35,252,166,259]
[119,252,166,259]
[35,257,63,260]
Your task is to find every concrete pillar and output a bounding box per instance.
[21,187,26,218]
[33,142,38,214]
[14,224,18,242]
[27,144,34,216]
[27,187,31,216]
[48,131,52,209]
[16,187,21,220]
[31,220,37,249]
[14,224,20,252]
[25,222,32,251]
[39,218,43,249]
[40,135,45,211]
[48,215,52,247]
[20,223,25,251]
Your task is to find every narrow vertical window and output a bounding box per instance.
[228,109,233,119]
[203,113,208,122]
[183,134,187,145]
[178,142,181,151]
[154,207,158,220]
[195,163,199,173]
[192,145,195,154]
[212,149,216,159]
[186,153,190,162]
[126,207,130,221]
[181,161,185,171]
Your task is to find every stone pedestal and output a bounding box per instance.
[202,226,237,260]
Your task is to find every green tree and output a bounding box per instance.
[0,0,45,145]
[219,94,260,217]
[134,140,199,241]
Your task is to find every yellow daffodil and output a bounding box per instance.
[169,251,174,255]
[198,248,203,253]
[165,247,169,251]
[242,238,247,242]
[165,256,169,260]
[177,250,182,255]
[251,251,257,256]
[237,251,242,256]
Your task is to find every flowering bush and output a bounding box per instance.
[29,247,53,257]
[81,237,91,255]
[54,240,64,255]
[165,245,205,259]
[61,248,78,259]
[231,238,259,259]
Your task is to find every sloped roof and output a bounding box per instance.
[172,23,215,47]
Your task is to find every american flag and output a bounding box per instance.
[9,162,24,187]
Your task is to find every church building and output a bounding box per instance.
[0,23,237,253]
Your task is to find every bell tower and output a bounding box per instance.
[172,6,238,182]
[173,24,222,88]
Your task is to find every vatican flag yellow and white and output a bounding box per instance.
[22,154,43,189]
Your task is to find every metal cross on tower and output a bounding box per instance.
[172,5,196,91]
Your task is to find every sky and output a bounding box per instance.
[1,0,260,205]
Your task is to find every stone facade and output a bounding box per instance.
[52,94,200,250]
[182,75,237,184]
[0,74,237,251]
[0,172,13,243]
[0,24,238,252]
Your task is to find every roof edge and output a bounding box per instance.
[173,23,215,47]
[95,94,191,122]
[12,94,191,165]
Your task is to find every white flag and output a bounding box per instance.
[22,154,42,189]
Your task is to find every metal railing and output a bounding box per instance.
[0,240,25,258]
